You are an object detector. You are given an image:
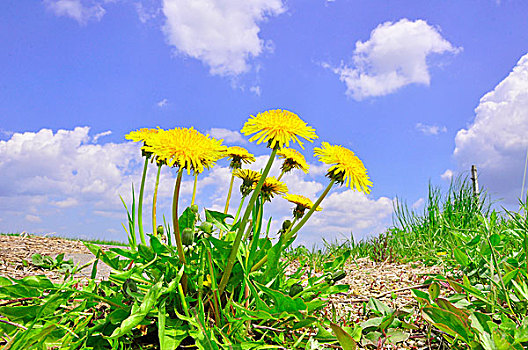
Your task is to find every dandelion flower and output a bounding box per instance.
[126,128,160,159]
[143,127,227,175]
[314,142,372,193]
[241,109,318,149]
[125,128,159,143]
[226,146,256,169]
[257,176,289,202]
[234,169,261,197]
[284,194,321,219]
[278,148,309,174]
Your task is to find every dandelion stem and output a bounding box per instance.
[218,147,278,295]
[285,181,334,241]
[277,169,286,181]
[233,197,246,223]
[152,162,162,236]
[250,217,298,273]
[172,168,186,264]
[138,156,149,245]
[191,172,198,206]
[224,171,235,214]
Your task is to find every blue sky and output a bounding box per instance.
[1,0,528,245]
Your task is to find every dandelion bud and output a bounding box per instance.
[199,222,213,234]
[190,204,199,214]
[289,283,303,297]
[332,270,346,283]
[156,225,164,236]
[182,228,194,246]
[282,220,292,231]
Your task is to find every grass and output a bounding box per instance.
[2,176,528,348]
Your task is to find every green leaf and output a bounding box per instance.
[385,329,409,344]
[179,206,196,232]
[367,298,393,316]
[489,233,501,247]
[502,269,519,286]
[109,281,163,338]
[204,209,233,232]
[428,282,440,300]
[422,306,472,343]
[150,235,168,255]
[137,244,155,261]
[330,322,357,350]
[254,282,307,315]
[454,247,470,267]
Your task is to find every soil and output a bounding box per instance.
[0,234,448,349]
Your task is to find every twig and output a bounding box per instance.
[0,296,44,307]
[252,324,286,333]
[374,283,431,299]
[0,318,27,330]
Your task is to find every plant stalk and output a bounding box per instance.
[138,156,149,245]
[152,163,162,236]
[191,172,198,206]
[172,168,186,264]
[224,172,235,214]
[218,147,278,295]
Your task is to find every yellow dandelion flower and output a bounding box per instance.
[313,142,372,193]
[284,193,321,219]
[257,176,289,202]
[234,169,261,197]
[226,146,256,169]
[143,127,227,175]
[241,109,318,149]
[125,128,159,143]
[278,148,309,174]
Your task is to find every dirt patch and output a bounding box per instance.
[0,234,116,283]
[0,234,447,348]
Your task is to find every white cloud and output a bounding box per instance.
[157,98,169,107]
[250,85,262,96]
[0,129,392,244]
[416,122,447,135]
[453,53,528,203]
[44,0,106,25]
[441,169,454,181]
[327,18,460,100]
[207,128,247,144]
[135,1,161,23]
[51,197,79,208]
[92,130,112,143]
[161,0,285,76]
[412,197,425,209]
[25,214,42,223]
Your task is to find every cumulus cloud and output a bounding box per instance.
[453,53,528,203]
[416,123,447,135]
[441,169,454,181]
[207,128,247,144]
[161,0,285,76]
[327,18,460,100]
[0,129,392,244]
[44,0,106,25]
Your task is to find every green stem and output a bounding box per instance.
[250,217,298,273]
[277,169,286,181]
[224,172,235,214]
[233,197,246,223]
[138,156,149,245]
[172,168,186,264]
[218,147,278,295]
[285,181,335,241]
[191,172,198,206]
[152,163,162,236]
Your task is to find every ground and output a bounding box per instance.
[0,234,446,349]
